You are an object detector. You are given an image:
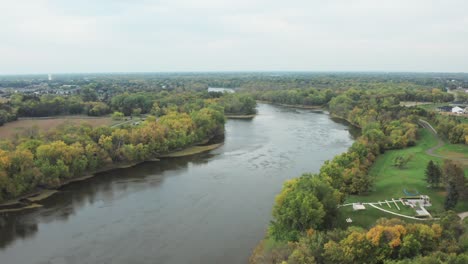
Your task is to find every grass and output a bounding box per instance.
[0,115,114,139]
[336,205,432,229]
[400,101,433,107]
[416,102,449,111]
[0,115,149,140]
[341,128,468,228]
[435,144,468,160]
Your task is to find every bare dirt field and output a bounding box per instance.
[0,116,113,139]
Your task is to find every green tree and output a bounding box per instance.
[443,160,466,200]
[425,160,442,188]
[445,181,459,210]
[393,155,412,169]
[112,111,124,121]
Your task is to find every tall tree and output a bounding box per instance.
[425,160,442,188]
[445,181,459,210]
[443,160,466,201]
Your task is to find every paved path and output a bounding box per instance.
[459,212,468,221]
[419,119,468,220]
[418,119,444,158]
[419,119,468,161]
[369,203,437,221]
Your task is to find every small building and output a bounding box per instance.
[452,106,464,114]
[352,203,366,211]
[402,195,431,207]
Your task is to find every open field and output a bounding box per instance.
[414,102,448,110]
[337,205,428,229]
[435,143,468,160]
[0,116,114,139]
[342,128,468,227]
[400,101,433,107]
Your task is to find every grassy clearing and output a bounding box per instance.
[435,144,468,160]
[341,129,468,227]
[400,101,433,107]
[416,103,449,111]
[0,116,114,139]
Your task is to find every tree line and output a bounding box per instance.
[252,214,468,264]
[0,99,225,203]
[0,90,256,126]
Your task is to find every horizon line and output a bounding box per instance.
[1,70,468,77]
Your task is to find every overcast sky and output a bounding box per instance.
[1,0,467,74]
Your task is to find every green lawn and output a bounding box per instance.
[340,128,468,227]
[336,205,429,229]
[416,103,449,111]
[435,144,468,160]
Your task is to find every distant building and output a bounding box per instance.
[48,74,52,81]
[452,106,464,114]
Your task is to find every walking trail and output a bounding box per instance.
[419,119,468,161]
[419,119,468,220]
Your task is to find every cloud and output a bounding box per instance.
[0,0,467,74]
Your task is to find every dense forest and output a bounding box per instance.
[0,89,256,120]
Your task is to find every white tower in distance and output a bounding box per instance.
[48,74,52,81]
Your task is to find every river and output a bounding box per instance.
[0,104,354,264]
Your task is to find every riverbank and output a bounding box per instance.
[256,100,324,110]
[158,143,223,158]
[0,140,223,213]
[226,114,256,119]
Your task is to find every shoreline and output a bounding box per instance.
[0,140,223,213]
[158,143,223,158]
[256,100,324,110]
[329,113,362,129]
[226,114,256,119]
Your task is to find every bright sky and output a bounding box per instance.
[1,0,467,74]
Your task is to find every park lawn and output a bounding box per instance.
[435,143,468,160]
[343,128,468,226]
[336,205,427,229]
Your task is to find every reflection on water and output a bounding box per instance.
[0,104,354,264]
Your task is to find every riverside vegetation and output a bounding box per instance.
[0,88,257,204]
[248,83,468,263]
[2,73,468,263]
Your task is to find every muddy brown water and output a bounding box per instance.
[0,104,354,264]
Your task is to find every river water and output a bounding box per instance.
[0,104,354,264]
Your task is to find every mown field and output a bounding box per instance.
[0,116,114,139]
[435,143,468,160]
[340,128,468,228]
